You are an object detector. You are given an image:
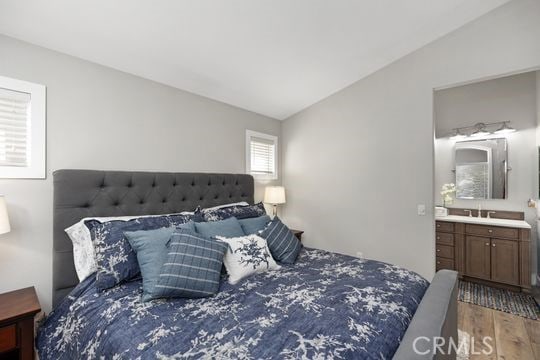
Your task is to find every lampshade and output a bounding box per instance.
[0,196,10,235]
[264,186,286,205]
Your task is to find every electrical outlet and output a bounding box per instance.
[417,204,426,216]
[356,251,364,259]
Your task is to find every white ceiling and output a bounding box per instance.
[0,0,509,120]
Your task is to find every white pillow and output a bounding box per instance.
[65,211,194,282]
[216,234,280,284]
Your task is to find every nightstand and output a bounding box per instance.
[291,229,304,241]
[0,287,41,360]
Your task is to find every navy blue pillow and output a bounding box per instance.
[151,229,228,299]
[194,217,245,238]
[259,216,301,264]
[124,222,196,301]
[202,202,266,222]
[190,207,205,222]
[86,213,193,291]
[239,215,271,235]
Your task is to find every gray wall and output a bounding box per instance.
[434,72,538,279]
[537,71,540,280]
[281,0,540,281]
[0,34,281,311]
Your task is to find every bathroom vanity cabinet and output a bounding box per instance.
[435,208,531,292]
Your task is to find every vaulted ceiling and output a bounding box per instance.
[0,0,509,119]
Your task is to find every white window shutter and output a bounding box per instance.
[0,88,30,167]
[250,136,275,174]
[246,130,278,179]
[0,76,46,179]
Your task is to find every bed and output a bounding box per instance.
[38,169,458,359]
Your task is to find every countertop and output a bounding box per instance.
[435,215,531,229]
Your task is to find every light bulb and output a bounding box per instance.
[494,122,516,134]
[449,129,467,140]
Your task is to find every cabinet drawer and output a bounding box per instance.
[436,221,454,233]
[436,257,454,271]
[436,232,454,246]
[465,224,519,239]
[436,244,454,259]
[0,324,17,353]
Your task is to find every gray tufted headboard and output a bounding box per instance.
[53,169,254,307]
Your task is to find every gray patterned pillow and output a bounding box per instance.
[87,214,193,291]
[151,229,228,299]
[201,202,266,222]
[259,216,301,264]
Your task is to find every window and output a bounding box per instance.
[0,76,46,178]
[246,130,278,180]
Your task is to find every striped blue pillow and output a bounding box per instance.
[152,229,228,299]
[259,216,301,264]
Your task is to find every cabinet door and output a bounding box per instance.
[465,236,491,280]
[490,238,519,285]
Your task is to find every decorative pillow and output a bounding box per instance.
[194,217,245,239]
[238,215,271,235]
[200,202,249,211]
[201,202,266,222]
[87,213,193,291]
[216,234,280,284]
[124,222,196,301]
[259,216,302,264]
[190,207,206,223]
[151,229,228,300]
[65,212,195,282]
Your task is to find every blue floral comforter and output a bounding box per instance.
[37,248,428,359]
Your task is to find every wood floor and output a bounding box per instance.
[458,301,540,359]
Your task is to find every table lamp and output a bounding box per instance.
[264,186,286,217]
[0,196,11,234]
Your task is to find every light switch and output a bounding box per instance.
[417,204,426,216]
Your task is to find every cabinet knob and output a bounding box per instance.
[436,249,441,252]
[485,242,489,246]
[492,244,496,247]
[437,261,441,265]
[436,224,440,227]
[437,236,440,240]
[488,229,493,233]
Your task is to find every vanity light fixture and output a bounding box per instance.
[494,121,516,135]
[448,121,515,139]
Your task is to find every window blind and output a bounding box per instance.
[0,88,30,167]
[250,136,275,174]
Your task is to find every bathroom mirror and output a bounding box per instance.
[454,138,507,199]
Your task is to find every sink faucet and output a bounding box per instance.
[477,204,482,218]
[464,209,473,217]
